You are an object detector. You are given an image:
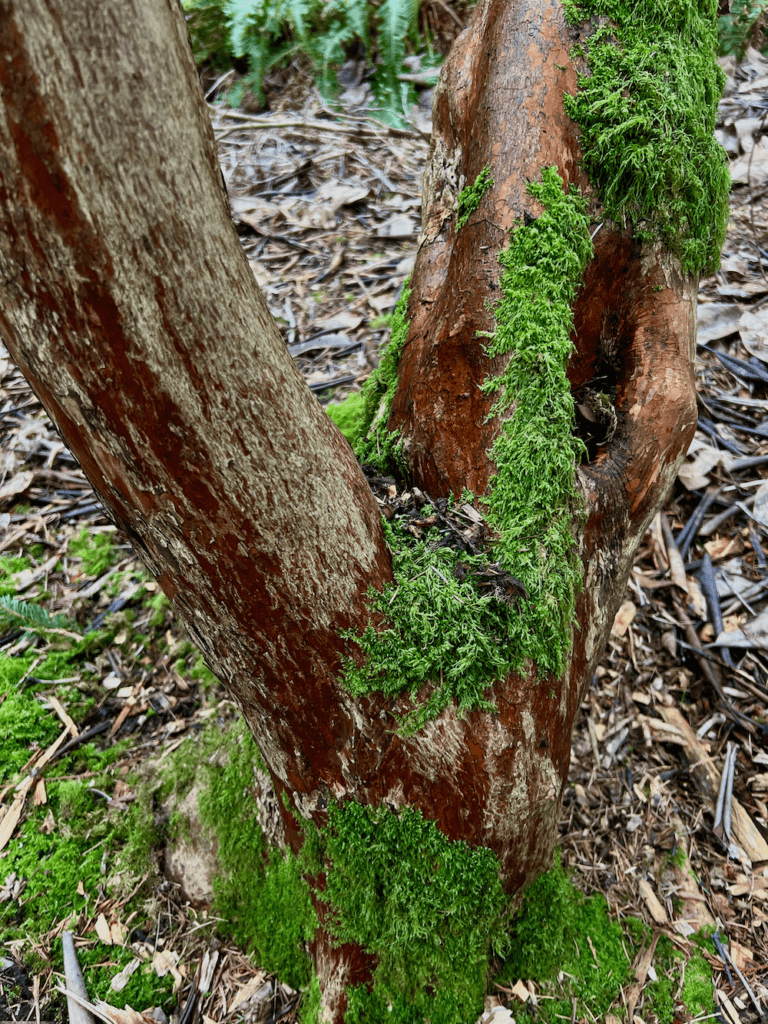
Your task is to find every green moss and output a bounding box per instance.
[0,554,30,596]
[69,527,119,576]
[563,0,729,274]
[498,853,632,1021]
[0,766,170,1013]
[0,654,73,781]
[342,520,520,732]
[164,720,316,989]
[354,282,412,476]
[455,166,494,231]
[319,800,508,1024]
[482,167,592,681]
[680,940,716,1020]
[189,653,220,692]
[342,170,590,723]
[326,392,366,445]
[298,972,322,1024]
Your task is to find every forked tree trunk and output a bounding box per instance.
[0,0,699,1019]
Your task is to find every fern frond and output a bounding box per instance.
[0,596,79,636]
[286,0,313,41]
[377,0,417,76]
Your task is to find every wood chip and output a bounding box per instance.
[638,879,668,923]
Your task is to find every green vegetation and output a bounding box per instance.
[643,934,716,1023]
[455,165,493,231]
[69,527,119,576]
[498,855,715,1024]
[342,520,519,732]
[719,0,767,58]
[352,280,412,474]
[0,595,78,637]
[499,853,632,1020]
[482,167,591,681]
[0,554,29,596]
[563,0,730,274]
[319,800,508,1024]
[158,719,317,988]
[336,173,591,722]
[182,0,440,124]
[326,391,365,444]
[0,736,166,1011]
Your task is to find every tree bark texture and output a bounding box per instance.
[0,0,698,1018]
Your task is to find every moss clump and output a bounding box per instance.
[0,554,29,596]
[563,0,729,274]
[353,281,412,475]
[680,938,716,1020]
[498,853,632,1021]
[343,520,520,732]
[483,167,592,681]
[0,750,166,1013]
[644,933,715,1023]
[69,527,119,576]
[0,650,97,780]
[298,973,322,1024]
[325,391,366,445]
[166,720,317,989]
[455,166,494,231]
[342,170,590,723]
[320,800,508,1024]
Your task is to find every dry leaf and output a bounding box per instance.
[0,470,36,505]
[704,535,740,559]
[611,600,636,637]
[96,913,113,945]
[696,301,744,344]
[109,958,141,992]
[638,879,668,923]
[509,980,531,1003]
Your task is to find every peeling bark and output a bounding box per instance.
[0,0,700,1019]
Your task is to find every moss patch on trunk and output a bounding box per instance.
[481,167,592,681]
[311,799,509,1024]
[563,0,729,274]
[455,166,494,231]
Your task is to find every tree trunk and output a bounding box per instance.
[0,0,720,1019]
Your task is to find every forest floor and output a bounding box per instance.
[1,50,768,1024]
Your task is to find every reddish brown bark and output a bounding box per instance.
[0,0,697,1018]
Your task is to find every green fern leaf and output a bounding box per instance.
[0,596,79,636]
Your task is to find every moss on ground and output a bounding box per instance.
[0,742,166,1012]
[563,0,729,274]
[159,719,317,990]
[68,527,119,576]
[498,853,632,1020]
[455,166,494,231]
[318,800,508,1024]
[0,555,30,596]
[498,855,715,1024]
